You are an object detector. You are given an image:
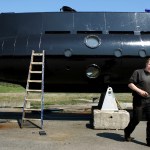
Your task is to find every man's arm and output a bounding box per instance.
[128,83,149,98]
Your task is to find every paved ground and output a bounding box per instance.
[0,107,149,150]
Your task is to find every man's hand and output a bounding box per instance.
[128,83,149,98]
[138,90,149,98]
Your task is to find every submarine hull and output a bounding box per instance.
[0,12,149,92]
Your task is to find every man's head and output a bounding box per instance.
[145,58,150,73]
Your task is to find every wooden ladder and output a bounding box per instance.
[21,50,45,129]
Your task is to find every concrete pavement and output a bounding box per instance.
[0,107,149,150]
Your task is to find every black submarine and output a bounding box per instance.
[0,8,150,92]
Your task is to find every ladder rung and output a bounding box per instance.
[24,108,41,111]
[28,80,42,83]
[27,89,42,92]
[26,98,41,102]
[30,71,42,74]
[33,53,43,56]
[23,118,41,121]
[31,62,43,65]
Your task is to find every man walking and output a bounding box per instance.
[124,58,150,146]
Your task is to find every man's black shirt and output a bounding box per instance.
[129,69,150,99]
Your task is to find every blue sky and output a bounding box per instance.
[0,0,149,13]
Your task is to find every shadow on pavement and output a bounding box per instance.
[0,109,93,129]
[0,109,92,121]
[97,132,124,141]
[97,132,147,146]
[132,139,147,147]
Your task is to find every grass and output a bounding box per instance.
[0,82,25,93]
[0,82,133,108]
[115,93,132,103]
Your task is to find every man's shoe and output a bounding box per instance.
[124,130,134,142]
[124,136,134,142]
[147,143,150,147]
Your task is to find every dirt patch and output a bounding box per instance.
[49,132,71,141]
[0,122,18,130]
